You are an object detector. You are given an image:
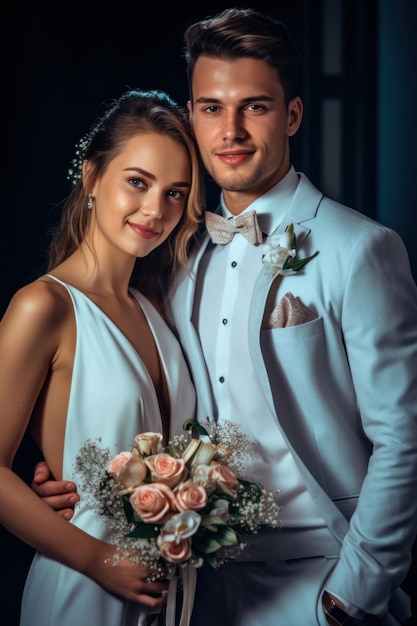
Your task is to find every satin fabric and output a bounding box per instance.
[20,277,196,626]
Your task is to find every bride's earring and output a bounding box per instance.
[87,193,93,210]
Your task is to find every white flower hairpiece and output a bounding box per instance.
[262,223,319,278]
[67,134,91,185]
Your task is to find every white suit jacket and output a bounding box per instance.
[169,172,417,620]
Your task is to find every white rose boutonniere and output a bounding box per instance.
[262,223,319,278]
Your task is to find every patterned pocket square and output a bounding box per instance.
[265,292,317,329]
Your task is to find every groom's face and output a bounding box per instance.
[188,55,302,213]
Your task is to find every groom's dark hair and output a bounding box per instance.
[183,7,302,106]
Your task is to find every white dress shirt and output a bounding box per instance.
[192,167,326,529]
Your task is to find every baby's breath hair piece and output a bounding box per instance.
[67,133,91,185]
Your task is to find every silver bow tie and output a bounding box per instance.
[205,210,263,245]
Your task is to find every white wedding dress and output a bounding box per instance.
[20,276,196,626]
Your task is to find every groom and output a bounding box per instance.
[33,8,417,625]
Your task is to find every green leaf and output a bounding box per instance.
[122,496,135,522]
[215,525,238,546]
[208,490,234,503]
[193,535,223,554]
[203,552,219,569]
[282,255,295,270]
[201,514,227,526]
[182,419,212,439]
[239,479,262,501]
[290,250,319,272]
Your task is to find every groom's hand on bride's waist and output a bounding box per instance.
[31,460,80,520]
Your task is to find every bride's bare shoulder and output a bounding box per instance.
[2,276,72,332]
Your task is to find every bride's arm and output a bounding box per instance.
[0,282,167,606]
[0,464,168,604]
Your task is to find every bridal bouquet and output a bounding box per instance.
[75,420,280,625]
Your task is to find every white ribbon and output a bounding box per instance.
[165,565,197,626]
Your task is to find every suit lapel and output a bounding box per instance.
[268,172,324,244]
[170,235,215,422]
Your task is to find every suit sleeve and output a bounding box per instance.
[325,225,417,616]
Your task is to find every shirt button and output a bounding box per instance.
[222,318,228,325]
[231,261,237,267]
[219,376,225,383]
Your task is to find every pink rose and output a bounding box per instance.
[175,480,208,512]
[108,451,147,495]
[145,453,188,489]
[209,462,239,496]
[157,535,192,564]
[130,482,178,524]
[134,432,162,456]
[107,451,132,477]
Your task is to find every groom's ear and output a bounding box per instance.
[287,96,303,137]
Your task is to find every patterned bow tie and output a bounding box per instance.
[205,209,263,245]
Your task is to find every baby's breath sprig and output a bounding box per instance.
[67,134,91,185]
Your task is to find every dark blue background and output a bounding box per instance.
[1,1,416,623]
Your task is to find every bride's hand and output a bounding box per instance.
[87,544,169,607]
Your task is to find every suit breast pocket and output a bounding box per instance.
[262,292,318,330]
[262,315,324,344]
[260,315,326,407]
[260,316,366,496]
